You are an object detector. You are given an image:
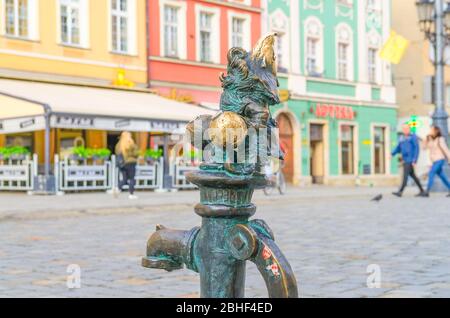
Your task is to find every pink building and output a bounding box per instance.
[148,0,263,107]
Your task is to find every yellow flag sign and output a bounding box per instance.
[112,69,135,88]
[379,31,409,64]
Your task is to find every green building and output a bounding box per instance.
[263,0,398,186]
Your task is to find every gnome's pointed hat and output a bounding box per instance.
[246,33,280,104]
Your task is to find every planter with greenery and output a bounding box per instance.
[91,148,112,161]
[143,149,163,164]
[0,146,30,161]
[69,147,111,163]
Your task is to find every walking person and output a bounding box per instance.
[115,131,139,200]
[392,124,426,197]
[421,126,450,197]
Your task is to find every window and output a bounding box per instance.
[270,9,289,71]
[373,126,386,174]
[231,17,244,48]
[60,0,80,45]
[111,0,129,53]
[195,6,219,63]
[4,0,28,38]
[306,37,318,74]
[304,18,323,76]
[341,125,354,175]
[160,0,186,59]
[228,12,250,51]
[164,6,179,57]
[6,133,33,153]
[368,48,378,84]
[337,43,349,80]
[199,12,212,62]
[336,24,353,81]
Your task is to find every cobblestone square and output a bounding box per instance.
[0,186,449,298]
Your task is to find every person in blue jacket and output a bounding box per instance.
[392,124,425,197]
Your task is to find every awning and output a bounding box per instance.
[0,78,216,134]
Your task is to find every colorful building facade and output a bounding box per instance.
[147,0,263,107]
[1,0,400,187]
[264,0,398,186]
[0,0,148,85]
[0,0,189,166]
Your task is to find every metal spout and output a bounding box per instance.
[142,225,200,272]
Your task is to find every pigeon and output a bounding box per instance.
[371,194,383,202]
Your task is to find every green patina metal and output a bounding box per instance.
[142,35,298,298]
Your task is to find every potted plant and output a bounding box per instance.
[144,149,163,165]
[0,146,30,161]
[70,146,89,162]
[10,146,30,161]
[95,148,112,160]
[91,148,111,164]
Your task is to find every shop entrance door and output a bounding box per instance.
[310,124,325,184]
[107,132,121,155]
[277,113,294,183]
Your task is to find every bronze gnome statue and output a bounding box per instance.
[142,33,299,298]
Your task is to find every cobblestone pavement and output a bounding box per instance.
[0,186,450,298]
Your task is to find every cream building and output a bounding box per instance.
[392,0,450,177]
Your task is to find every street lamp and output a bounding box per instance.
[416,0,450,193]
[416,0,449,142]
[417,0,435,33]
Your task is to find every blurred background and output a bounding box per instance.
[0,0,449,194]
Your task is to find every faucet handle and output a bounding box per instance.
[226,222,299,298]
[249,232,299,298]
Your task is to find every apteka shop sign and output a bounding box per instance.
[312,103,355,120]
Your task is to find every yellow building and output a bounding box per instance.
[392,0,450,176]
[0,0,149,163]
[0,0,147,84]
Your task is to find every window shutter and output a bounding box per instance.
[128,0,138,55]
[28,0,40,40]
[0,0,4,36]
[422,76,435,104]
[80,0,90,48]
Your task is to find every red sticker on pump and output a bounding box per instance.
[266,263,280,277]
[262,246,272,260]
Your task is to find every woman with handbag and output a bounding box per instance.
[115,131,139,199]
[421,126,450,197]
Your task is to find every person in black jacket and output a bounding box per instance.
[391,124,425,197]
[115,132,139,199]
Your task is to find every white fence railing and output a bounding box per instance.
[0,154,37,191]
[117,157,164,190]
[0,154,198,193]
[55,155,113,192]
[171,164,198,189]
